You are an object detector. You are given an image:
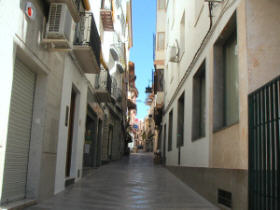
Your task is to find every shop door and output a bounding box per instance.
[2,58,36,203]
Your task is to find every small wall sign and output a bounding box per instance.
[25,2,36,20]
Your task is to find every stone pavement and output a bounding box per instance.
[26,153,219,210]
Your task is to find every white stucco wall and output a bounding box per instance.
[163,0,242,167]
[54,56,88,194]
[0,0,67,200]
[0,0,20,199]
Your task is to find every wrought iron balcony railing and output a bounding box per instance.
[112,87,122,102]
[111,79,122,102]
[73,12,101,74]
[95,69,112,102]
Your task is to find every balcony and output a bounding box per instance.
[127,99,136,110]
[155,92,164,108]
[49,0,82,22]
[73,12,101,74]
[154,69,164,94]
[111,42,126,70]
[154,107,162,127]
[100,0,114,31]
[111,86,122,103]
[95,69,112,102]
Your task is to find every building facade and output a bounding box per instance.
[155,0,280,209]
[0,0,132,208]
[127,61,139,152]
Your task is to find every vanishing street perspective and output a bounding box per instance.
[0,0,279,210]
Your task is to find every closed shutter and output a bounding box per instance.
[1,58,36,203]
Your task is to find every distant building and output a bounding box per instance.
[127,61,139,152]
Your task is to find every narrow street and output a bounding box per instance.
[0,1,279,209]
[26,153,217,210]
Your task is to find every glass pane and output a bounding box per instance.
[225,34,239,125]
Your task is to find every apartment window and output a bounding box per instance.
[180,12,185,58]
[194,0,204,25]
[158,0,165,10]
[177,93,185,147]
[192,62,206,140]
[157,32,165,50]
[213,13,239,131]
[168,110,173,151]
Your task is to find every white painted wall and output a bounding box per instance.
[0,0,21,199]
[155,0,166,63]
[0,0,66,200]
[54,56,88,194]
[163,0,241,167]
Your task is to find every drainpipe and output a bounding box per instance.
[191,2,213,62]
[83,0,91,11]
[164,0,235,115]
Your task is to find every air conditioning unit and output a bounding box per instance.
[168,43,179,63]
[115,62,124,73]
[44,3,74,50]
[78,13,93,44]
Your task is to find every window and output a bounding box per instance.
[158,0,165,10]
[192,62,206,140]
[157,32,165,51]
[177,93,185,146]
[180,12,185,58]
[168,110,173,151]
[213,13,239,131]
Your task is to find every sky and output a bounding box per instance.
[129,0,156,121]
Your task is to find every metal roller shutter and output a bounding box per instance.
[1,58,36,203]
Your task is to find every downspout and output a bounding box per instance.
[192,2,213,64]
[164,0,235,114]
[83,0,91,11]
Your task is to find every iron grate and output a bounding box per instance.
[218,189,232,208]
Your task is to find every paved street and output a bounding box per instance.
[26,153,218,210]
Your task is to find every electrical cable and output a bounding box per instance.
[164,0,236,114]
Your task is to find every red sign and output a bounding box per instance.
[25,2,36,20]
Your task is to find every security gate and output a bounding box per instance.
[248,76,280,210]
[1,58,36,203]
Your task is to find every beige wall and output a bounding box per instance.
[246,0,280,93]
[163,0,280,170]
[210,0,249,170]
[163,0,242,168]
[155,0,166,66]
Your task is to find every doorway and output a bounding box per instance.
[163,124,167,165]
[107,125,113,160]
[96,119,103,167]
[65,88,77,177]
[248,76,279,210]
[83,112,97,168]
[177,92,185,165]
[1,58,36,203]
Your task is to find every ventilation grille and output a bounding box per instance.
[218,189,232,208]
[48,4,62,32]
